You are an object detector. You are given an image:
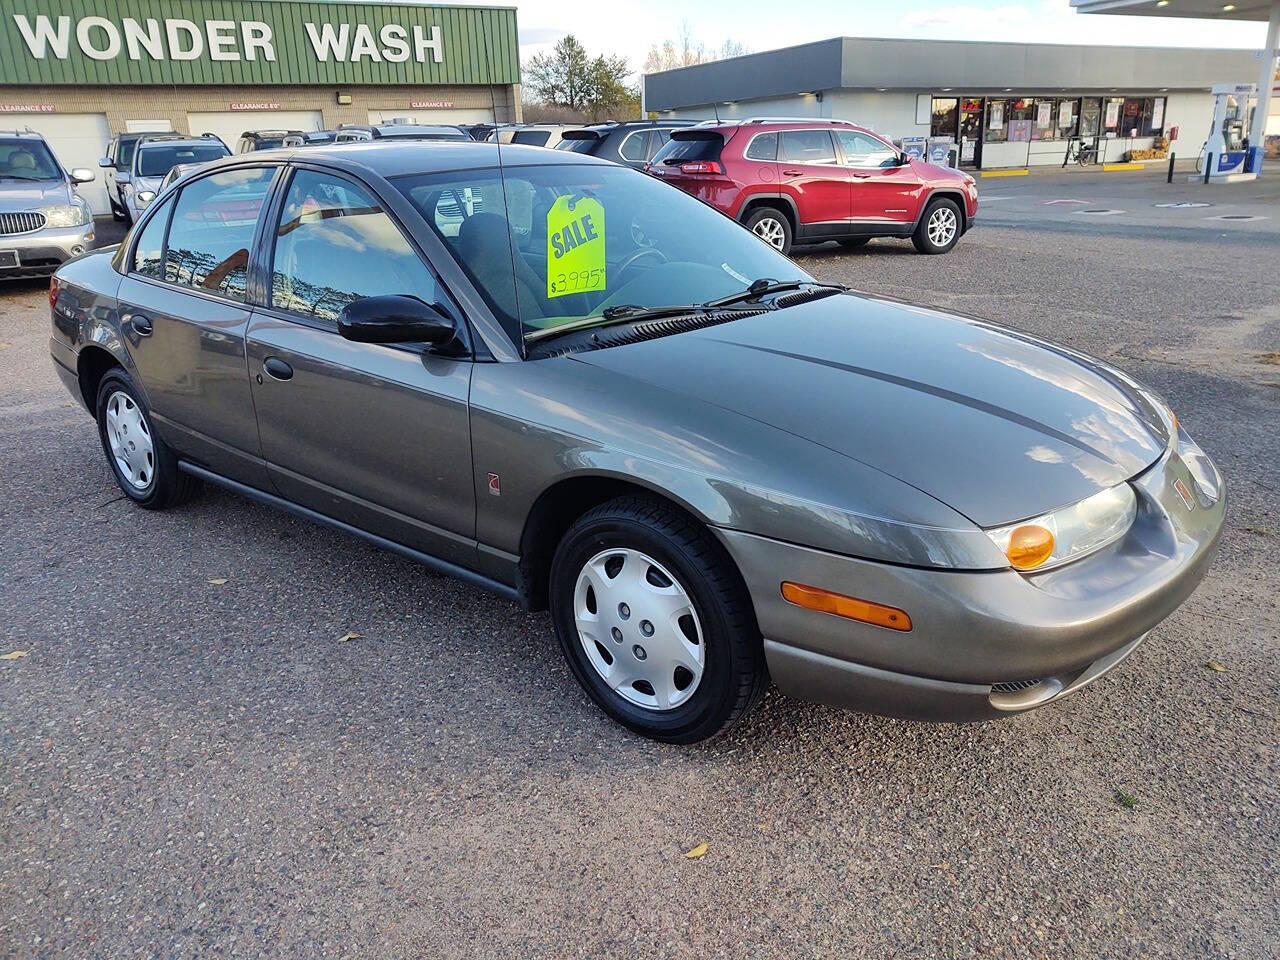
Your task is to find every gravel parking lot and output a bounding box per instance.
[3,171,1278,959]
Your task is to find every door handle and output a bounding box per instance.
[262,357,293,381]
[781,168,802,176]
[851,173,872,179]
[128,313,153,336]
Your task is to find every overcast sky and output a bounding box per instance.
[466,0,1265,75]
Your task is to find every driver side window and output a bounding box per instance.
[270,169,439,324]
[837,131,899,168]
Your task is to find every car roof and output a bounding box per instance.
[243,129,302,138]
[0,129,48,140]
[200,140,612,178]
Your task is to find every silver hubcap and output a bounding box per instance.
[573,548,705,711]
[752,216,786,250]
[927,206,958,247]
[104,391,154,491]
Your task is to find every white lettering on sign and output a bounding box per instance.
[411,99,453,109]
[230,101,280,111]
[304,21,441,63]
[0,103,57,113]
[10,14,440,65]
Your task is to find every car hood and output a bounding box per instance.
[0,179,69,210]
[568,293,1169,527]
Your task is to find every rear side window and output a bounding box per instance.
[511,130,550,147]
[557,136,598,153]
[744,132,778,161]
[270,169,439,324]
[163,167,274,301]
[780,130,837,165]
[618,131,648,162]
[648,129,672,159]
[131,195,173,279]
[652,134,722,165]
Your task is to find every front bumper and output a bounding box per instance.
[718,440,1224,721]
[0,222,96,277]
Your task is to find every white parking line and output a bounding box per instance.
[1044,199,1090,205]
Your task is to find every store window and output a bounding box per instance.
[1031,99,1056,141]
[931,98,958,138]
[1103,96,1125,134]
[1007,98,1034,143]
[1119,98,1145,137]
[985,99,1008,143]
[1055,99,1079,140]
[1079,98,1102,138]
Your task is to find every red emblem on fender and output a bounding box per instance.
[487,472,501,496]
[1173,477,1194,510]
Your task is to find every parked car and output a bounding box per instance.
[557,121,693,168]
[121,135,230,224]
[49,143,1223,743]
[281,130,339,148]
[647,118,979,256]
[488,124,576,149]
[100,129,178,222]
[458,123,499,141]
[0,129,96,278]
[235,130,305,154]
[334,123,471,143]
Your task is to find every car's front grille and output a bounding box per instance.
[991,678,1044,694]
[0,211,47,236]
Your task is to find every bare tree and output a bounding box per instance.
[643,21,749,73]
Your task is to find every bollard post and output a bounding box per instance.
[1167,153,1175,184]
[1203,154,1212,184]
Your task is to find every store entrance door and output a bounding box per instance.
[959,98,984,169]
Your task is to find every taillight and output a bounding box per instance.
[49,276,59,311]
[679,161,723,175]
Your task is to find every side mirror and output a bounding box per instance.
[70,167,96,184]
[338,295,457,345]
[98,157,112,168]
[116,172,131,184]
[897,153,912,166]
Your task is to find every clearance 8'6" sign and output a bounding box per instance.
[0,0,519,87]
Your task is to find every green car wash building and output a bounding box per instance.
[0,0,521,211]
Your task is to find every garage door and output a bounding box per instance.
[186,111,324,153]
[4,113,111,213]
[367,108,493,126]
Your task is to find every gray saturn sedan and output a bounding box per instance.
[48,142,1224,743]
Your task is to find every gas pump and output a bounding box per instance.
[1199,82,1258,178]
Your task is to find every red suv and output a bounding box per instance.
[646,119,978,256]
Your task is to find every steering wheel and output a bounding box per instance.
[614,245,668,281]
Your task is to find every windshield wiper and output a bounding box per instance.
[702,278,846,309]
[526,303,702,343]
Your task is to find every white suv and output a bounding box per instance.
[0,129,96,279]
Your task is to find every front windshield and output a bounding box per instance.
[0,139,61,180]
[395,163,810,348]
[138,143,229,177]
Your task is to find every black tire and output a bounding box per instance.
[110,201,126,223]
[744,206,793,257]
[95,368,198,509]
[549,496,768,744]
[912,197,962,255]
[838,236,872,249]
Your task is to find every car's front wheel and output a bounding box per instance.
[913,197,962,254]
[95,369,198,509]
[549,497,767,743]
[745,207,793,256]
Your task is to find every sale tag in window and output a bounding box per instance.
[546,195,605,299]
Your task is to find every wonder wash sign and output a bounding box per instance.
[0,0,520,86]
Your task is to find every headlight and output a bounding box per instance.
[136,190,156,206]
[40,201,91,227]
[984,483,1137,571]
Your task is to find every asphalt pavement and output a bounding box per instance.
[1,184,1278,958]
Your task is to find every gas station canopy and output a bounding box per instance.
[1072,0,1277,22]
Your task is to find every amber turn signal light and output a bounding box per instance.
[1005,524,1055,570]
[781,582,912,632]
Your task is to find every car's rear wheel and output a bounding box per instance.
[549,496,767,743]
[745,207,793,256]
[95,369,198,509]
[913,197,962,254]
